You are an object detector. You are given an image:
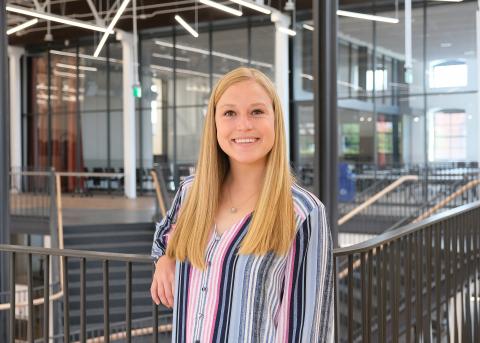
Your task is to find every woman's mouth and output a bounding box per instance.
[232,137,260,144]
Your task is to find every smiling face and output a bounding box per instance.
[215,79,275,168]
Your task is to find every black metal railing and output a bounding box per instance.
[9,170,55,218]
[334,200,480,342]
[337,162,480,234]
[0,245,170,343]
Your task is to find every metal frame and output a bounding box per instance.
[312,0,339,247]
[0,2,10,341]
[335,200,480,342]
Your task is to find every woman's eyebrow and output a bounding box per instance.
[219,102,267,108]
[218,104,236,109]
[250,102,268,107]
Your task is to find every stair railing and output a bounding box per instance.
[338,175,419,226]
[0,172,125,315]
[334,200,480,342]
[0,244,156,343]
[150,170,166,218]
[413,178,480,223]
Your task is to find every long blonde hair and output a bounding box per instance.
[166,67,295,269]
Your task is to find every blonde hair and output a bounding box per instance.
[166,67,295,269]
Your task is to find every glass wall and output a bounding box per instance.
[140,17,274,187]
[25,42,125,192]
[22,15,275,192]
[293,0,479,243]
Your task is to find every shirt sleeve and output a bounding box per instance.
[275,202,334,343]
[150,181,185,262]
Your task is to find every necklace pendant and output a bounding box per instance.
[230,207,237,213]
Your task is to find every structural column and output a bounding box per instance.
[271,11,291,155]
[8,46,24,192]
[0,3,10,342]
[313,0,338,247]
[117,30,137,199]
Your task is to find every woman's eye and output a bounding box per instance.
[224,111,235,117]
[252,109,264,115]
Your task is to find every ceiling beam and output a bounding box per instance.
[86,0,105,26]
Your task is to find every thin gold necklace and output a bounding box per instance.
[227,184,258,213]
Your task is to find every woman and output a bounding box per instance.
[151,67,333,342]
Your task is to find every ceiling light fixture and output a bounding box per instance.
[278,27,297,36]
[174,15,199,37]
[155,40,273,68]
[53,70,86,79]
[228,0,271,15]
[56,63,98,72]
[50,49,122,64]
[337,10,399,24]
[199,0,242,17]
[152,53,190,62]
[6,5,112,33]
[7,18,39,35]
[94,0,131,57]
[302,23,314,31]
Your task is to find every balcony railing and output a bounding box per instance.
[0,245,169,342]
[1,193,479,342]
[334,200,480,342]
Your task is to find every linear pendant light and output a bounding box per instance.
[7,18,39,35]
[337,10,399,24]
[56,63,98,72]
[278,27,296,36]
[94,0,131,57]
[6,5,112,33]
[199,0,242,16]
[228,0,271,15]
[175,15,199,37]
[302,23,314,31]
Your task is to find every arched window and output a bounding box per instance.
[429,59,468,89]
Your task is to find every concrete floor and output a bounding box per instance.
[61,194,157,226]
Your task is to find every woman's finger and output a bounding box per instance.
[157,279,168,307]
[164,278,174,308]
[150,279,160,305]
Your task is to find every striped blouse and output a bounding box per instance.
[151,176,334,342]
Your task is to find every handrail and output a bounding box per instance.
[334,199,480,256]
[338,175,419,225]
[2,171,129,312]
[9,171,52,176]
[413,178,480,223]
[150,170,166,217]
[333,198,480,342]
[0,292,63,311]
[55,171,124,178]
[0,245,150,262]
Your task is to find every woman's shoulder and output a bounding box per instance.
[181,174,195,189]
[291,182,325,222]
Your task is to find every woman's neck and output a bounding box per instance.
[226,160,266,195]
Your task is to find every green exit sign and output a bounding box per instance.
[133,84,142,98]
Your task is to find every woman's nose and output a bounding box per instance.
[236,113,253,130]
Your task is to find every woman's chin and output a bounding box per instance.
[228,155,267,167]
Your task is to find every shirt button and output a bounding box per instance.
[198,313,203,318]
[201,287,207,292]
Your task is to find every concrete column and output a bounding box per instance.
[271,11,291,156]
[116,30,137,199]
[8,46,24,192]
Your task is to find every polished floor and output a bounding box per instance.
[61,194,157,225]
